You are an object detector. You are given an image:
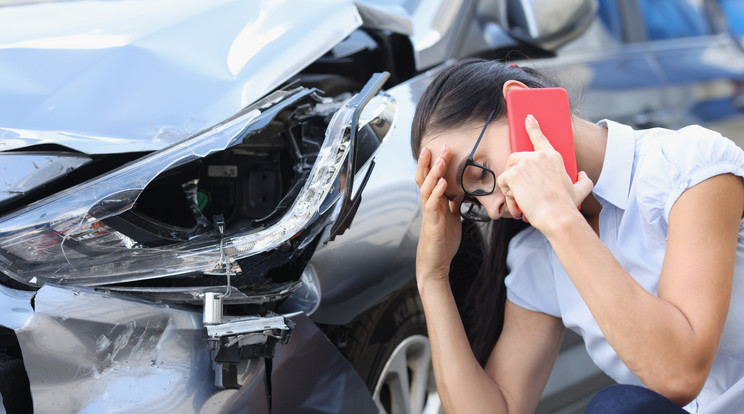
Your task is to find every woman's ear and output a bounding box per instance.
[502,80,529,100]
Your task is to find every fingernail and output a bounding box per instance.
[419,147,426,158]
[437,178,445,186]
[526,114,536,124]
[441,144,447,154]
[434,157,442,166]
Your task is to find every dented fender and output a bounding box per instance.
[0,284,375,413]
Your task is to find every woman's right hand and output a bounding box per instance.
[414,145,463,287]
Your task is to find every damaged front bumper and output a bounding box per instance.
[2,283,376,413]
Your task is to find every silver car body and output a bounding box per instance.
[0,0,361,153]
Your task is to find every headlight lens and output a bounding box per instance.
[0,153,91,206]
[0,89,359,287]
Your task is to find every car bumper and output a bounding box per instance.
[0,284,376,413]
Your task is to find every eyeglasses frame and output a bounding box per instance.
[459,108,498,221]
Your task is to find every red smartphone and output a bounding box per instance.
[506,87,577,183]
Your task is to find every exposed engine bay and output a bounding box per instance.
[101,88,354,302]
[114,92,349,246]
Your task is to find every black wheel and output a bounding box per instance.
[0,355,32,413]
[342,285,442,414]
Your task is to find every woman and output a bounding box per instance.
[412,58,744,413]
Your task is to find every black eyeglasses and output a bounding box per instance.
[459,109,497,222]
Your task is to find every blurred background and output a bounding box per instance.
[525,0,744,150]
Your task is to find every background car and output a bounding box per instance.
[0,0,742,413]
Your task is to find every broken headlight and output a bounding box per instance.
[0,74,394,289]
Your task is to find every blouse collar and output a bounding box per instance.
[592,119,635,210]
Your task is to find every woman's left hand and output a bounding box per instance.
[497,114,593,231]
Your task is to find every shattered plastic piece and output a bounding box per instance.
[0,153,91,205]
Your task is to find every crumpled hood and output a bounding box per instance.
[0,0,361,154]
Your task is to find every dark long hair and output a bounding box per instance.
[411,58,558,158]
[457,218,529,366]
[411,58,555,365]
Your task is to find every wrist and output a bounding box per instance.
[416,274,451,297]
[540,206,587,240]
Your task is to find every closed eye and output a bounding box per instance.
[478,166,488,182]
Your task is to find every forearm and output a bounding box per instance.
[417,276,509,414]
[543,213,713,402]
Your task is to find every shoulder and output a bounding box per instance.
[643,125,740,170]
[634,125,744,225]
[637,125,741,173]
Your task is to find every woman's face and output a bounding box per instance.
[421,117,514,220]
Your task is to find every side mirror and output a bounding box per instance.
[502,0,598,50]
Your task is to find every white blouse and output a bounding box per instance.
[504,120,744,413]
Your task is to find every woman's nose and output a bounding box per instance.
[478,192,506,220]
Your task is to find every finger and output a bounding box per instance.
[525,114,554,151]
[438,144,453,165]
[430,177,448,202]
[419,153,450,204]
[423,177,450,218]
[504,191,521,219]
[419,144,452,195]
[448,199,460,216]
[497,171,522,219]
[415,147,432,187]
[419,155,442,200]
[504,151,529,169]
[573,171,594,205]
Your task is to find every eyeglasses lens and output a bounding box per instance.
[462,164,496,196]
[460,198,491,222]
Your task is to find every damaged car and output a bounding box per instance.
[8,0,743,413]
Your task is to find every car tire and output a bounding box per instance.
[0,355,32,413]
[342,285,441,414]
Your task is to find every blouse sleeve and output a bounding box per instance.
[504,227,561,317]
[635,125,744,239]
